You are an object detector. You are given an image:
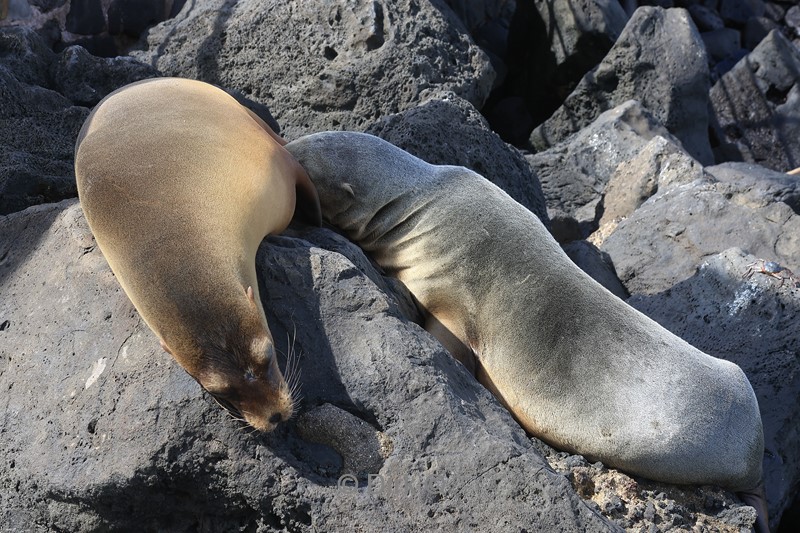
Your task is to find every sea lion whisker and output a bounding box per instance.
[282,330,302,396]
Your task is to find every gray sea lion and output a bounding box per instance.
[75,77,321,432]
[285,131,766,517]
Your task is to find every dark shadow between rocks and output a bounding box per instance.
[482,0,556,145]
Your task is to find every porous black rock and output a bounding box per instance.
[131,0,495,140]
[709,29,800,171]
[530,6,714,166]
[0,27,158,214]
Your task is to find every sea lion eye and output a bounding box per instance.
[245,369,257,381]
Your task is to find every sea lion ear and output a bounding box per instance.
[159,339,173,355]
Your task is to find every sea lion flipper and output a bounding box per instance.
[160,339,173,355]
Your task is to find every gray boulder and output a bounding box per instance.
[0,27,82,215]
[600,164,800,296]
[0,26,158,215]
[709,29,800,172]
[528,0,628,73]
[131,0,495,139]
[441,0,515,81]
[0,65,85,215]
[705,162,800,212]
[51,44,160,106]
[525,100,678,236]
[367,91,549,223]
[598,134,707,232]
[529,7,713,166]
[0,200,614,531]
[627,248,800,530]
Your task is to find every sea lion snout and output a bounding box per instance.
[196,335,295,432]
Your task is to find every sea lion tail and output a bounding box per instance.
[738,480,770,533]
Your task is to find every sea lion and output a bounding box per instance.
[75,77,321,432]
[284,131,766,511]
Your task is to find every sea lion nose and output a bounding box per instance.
[269,412,283,424]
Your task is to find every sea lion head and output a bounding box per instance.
[160,287,295,433]
[285,131,436,237]
[197,333,294,433]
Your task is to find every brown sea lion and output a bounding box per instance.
[75,77,320,431]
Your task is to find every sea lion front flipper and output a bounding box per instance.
[737,482,770,533]
[160,339,173,355]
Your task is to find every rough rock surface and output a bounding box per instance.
[600,164,800,296]
[442,0,515,82]
[131,0,495,139]
[0,200,615,531]
[525,100,678,236]
[0,26,157,214]
[598,135,708,236]
[626,248,800,530]
[535,438,759,532]
[529,6,714,166]
[709,29,800,172]
[367,91,549,223]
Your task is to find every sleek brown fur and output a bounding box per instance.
[75,77,320,431]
